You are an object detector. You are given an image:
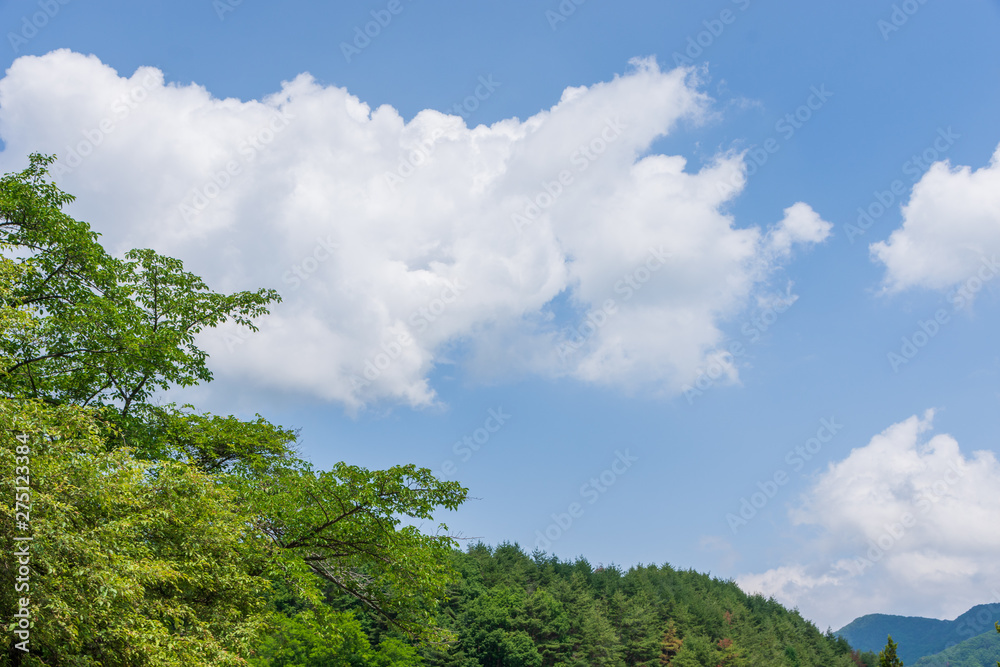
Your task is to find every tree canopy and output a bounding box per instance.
[0,154,467,664]
[879,635,904,667]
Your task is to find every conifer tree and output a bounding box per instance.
[660,621,683,665]
[878,634,903,667]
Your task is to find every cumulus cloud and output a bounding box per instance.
[873,144,1000,294]
[767,202,833,258]
[0,50,830,410]
[737,412,1000,630]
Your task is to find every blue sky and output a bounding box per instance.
[2,0,1000,631]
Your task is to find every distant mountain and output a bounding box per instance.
[836,603,1000,665]
[913,628,1000,667]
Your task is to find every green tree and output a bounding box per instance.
[606,589,661,666]
[670,634,714,667]
[0,155,468,662]
[0,398,273,665]
[0,154,278,420]
[249,608,376,667]
[127,402,299,473]
[244,459,467,641]
[459,587,542,666]
[523,587,572,664]
[570,604,624,667]
[371,637,425,667]
[879,635,904,667]
[715,637,747,667]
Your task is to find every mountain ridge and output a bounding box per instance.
[836,603,1000,664]
[913,628,1000,667]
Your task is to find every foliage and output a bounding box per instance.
[400,543,859,667]
[124,403,300,473]
[0,154,279,415]
[879,635,903,667]
[659,621,683,665]
[242,460,467,642]
[248,608,375,667]
[850,649,878,667]
[909,625,1000,667]
[0,155,467,663]
[0,398,273,665]
[248,605,428,666]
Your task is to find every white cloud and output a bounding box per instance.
[873,144,1000,294]
[737,412,1000,630]
[767,202,833,258]
[0,50,830,410]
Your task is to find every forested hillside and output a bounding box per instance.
[417,543,860,667]
[256,541,869,666]
[912,628,1000,667]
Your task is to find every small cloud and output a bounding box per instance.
[766,202,833,258]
